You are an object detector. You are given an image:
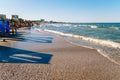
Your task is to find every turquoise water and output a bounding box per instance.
[39,23,120,64]
[40,23,120,43]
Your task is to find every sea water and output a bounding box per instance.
[38,23,120,64]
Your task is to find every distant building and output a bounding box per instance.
[0,14,6,20]
[40,19,45,22]
[12,15,19,20]
[49,21,57,23]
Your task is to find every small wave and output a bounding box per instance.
[47,24,62,27]
[44,29,120,49]
[44,23,75,27]
[78,25,88,27]
[110,27,119,30]
[89,25,98,29]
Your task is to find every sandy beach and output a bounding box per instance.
[0,28,120,80]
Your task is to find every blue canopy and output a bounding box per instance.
[0,20,10,34]
[4,21,10,33]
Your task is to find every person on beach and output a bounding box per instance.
[10,19,18,34]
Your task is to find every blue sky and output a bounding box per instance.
[0,0,120,22]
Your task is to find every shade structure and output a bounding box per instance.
[0,20,10,34]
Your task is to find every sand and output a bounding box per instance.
[0,28,120,80]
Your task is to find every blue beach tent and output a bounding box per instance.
[4,21,10,33]
[0,20,10,34]
[0,21,5,34]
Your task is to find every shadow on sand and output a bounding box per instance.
[0,46,53,64]
[2,32,53,43]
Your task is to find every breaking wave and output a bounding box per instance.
[43,29,120,49]
[89,25,98,29]
[110,27,120,30]
[44,23,76,27]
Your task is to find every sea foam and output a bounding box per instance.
[89,25,98,29]
[44,29,120,49]
[110,27,120,30]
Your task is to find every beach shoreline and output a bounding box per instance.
[42,28,120,65]
[0,28,120,80]
[64,36,120,65]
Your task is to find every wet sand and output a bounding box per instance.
[0,28,120,80]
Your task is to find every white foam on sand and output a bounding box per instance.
[44,29,120,49]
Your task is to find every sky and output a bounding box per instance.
[0,0,120,22]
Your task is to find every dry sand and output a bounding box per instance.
[0,29,120,80]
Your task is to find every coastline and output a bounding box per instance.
[63,36,120,65]
[43,29,120,65]
[0,28,120,80]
